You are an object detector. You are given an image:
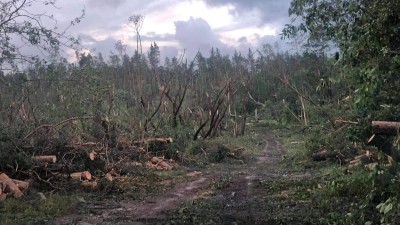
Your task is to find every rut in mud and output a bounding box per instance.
[53,130,311,225]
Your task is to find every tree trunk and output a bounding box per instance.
[372,121,400,135]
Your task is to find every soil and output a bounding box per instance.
[53,129,313,225]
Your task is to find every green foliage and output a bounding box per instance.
[284,0,400,139]
[0,0,83,69]
[166,199,223,225]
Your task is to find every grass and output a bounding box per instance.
[0,192,78,225]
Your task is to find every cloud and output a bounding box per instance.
[86,0,127,9]
[160,46,179,61]
[203,0,291,27]
[174,17,228,58]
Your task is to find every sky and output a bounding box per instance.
[35,0,293,62]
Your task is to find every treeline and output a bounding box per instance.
[0,43,347,171]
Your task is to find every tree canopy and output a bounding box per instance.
[283,0,400,137]
[0,0,84,70]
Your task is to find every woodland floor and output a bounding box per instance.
[53,129,321,225]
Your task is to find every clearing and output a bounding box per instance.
[53,128,318,225]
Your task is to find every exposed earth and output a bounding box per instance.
[53,129,314,225]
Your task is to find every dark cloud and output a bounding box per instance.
[86,0,127,9]
[203,0,291,27]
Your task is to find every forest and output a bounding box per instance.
[1,0,400,224]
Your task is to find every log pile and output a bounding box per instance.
[2,132,177,195]
[144,157,174,170]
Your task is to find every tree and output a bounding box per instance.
[283,0,400,137]
[128,14,144,55]
[0,0,84,70]
[148,42,160,70]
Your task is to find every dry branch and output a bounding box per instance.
[70,171,92,181]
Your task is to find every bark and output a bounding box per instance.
[372,121,400,135]
[312,150,338,161]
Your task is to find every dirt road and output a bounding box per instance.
[53,130,311,225]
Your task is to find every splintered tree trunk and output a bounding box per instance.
[372,121,400,135]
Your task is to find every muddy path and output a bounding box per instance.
[53,129,311,225]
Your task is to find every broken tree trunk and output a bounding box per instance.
[372,121,400,135]
[312,150,338,161]
[0,173,24,198]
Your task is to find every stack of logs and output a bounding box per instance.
[144,157,174,171]
[0,173,29,200]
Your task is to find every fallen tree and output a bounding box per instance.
[372,121,400,135]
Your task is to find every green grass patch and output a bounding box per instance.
[0,192,78,225]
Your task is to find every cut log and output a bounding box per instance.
[0,173,24,198]
[81,171,92,180]
[12,179,29,191]
[32,155,57,163]
[88,151,96,161]
[312,150,338,161]
[70,171,92,181]
[151,157,173,170]
[372,121,400,135]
